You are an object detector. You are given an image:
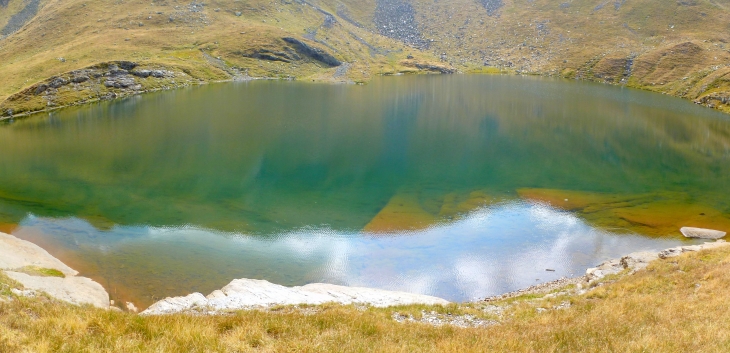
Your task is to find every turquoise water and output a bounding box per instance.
[1,75,728,307]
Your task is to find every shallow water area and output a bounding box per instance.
[1,75,728,308]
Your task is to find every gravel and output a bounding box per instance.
[1,0,40,36]
[392,311,498,328]
[481,276,584,302]
[374,0,429,50]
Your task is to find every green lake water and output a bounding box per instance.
[0,75,728,308]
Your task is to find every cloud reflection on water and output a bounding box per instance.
[18,201,697,304]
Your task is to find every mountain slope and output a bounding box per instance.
[0,0,42,38]
[1,0,729,118]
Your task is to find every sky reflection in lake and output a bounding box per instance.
[15,201,697,307]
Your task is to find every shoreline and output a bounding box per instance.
[481,239,730,303]
[2,66,728,123]
[2,229,727,314]
[0,73,361,122]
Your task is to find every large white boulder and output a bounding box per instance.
[680,227,726,239]
[142,278,449,315]
[0,232,109,309]
[4,271,109,308]
[0,232,77,276]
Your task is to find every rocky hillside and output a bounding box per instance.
[0,0,41,38]
[1,0,729,117]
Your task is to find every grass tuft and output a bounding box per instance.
[14,266,65,278]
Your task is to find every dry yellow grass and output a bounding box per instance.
[2,246,730,352]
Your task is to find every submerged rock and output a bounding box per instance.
[142,278,449,315]
[680,227,726,239]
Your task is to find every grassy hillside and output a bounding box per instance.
[1,0,729,118]
[0,0,446,117]
[3,244,730,351]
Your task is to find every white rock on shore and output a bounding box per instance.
[0,232,77,276]
[585,240,730,283]
[141,278,450,315]
[488,240,730,302]
[4,271,110,308]
[0,232,109,308]
[680,227,726,240]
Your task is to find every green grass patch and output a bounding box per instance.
[14,266,66,278]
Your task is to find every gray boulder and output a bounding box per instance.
[48,77,69,88]
[34,84,48,95]
[131,69,151,78]
[150,70,169,78]
[117,61,138,70]
[104,76,137,89]
[71,75,89,83]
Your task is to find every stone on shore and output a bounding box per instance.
[619,251,659,272]
[142,278,449,315]
[0,232,77,276]
[584,251,659,282]
[587,240,730,283]
[0,232,109,308]
[680,227,726,239]
[658,239,728,259]
[4,271,109,308]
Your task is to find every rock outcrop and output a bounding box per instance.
[0,232,76,276]
[486,240,730,302]
[141,278,449,315]
[585,240,730,283]
[281,37,342,67]
[4,271,109,308]
[0,232,109,308]
[1,61,190,119]
[399,59,456,74]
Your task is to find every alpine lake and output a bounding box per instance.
[1,75,728,309]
